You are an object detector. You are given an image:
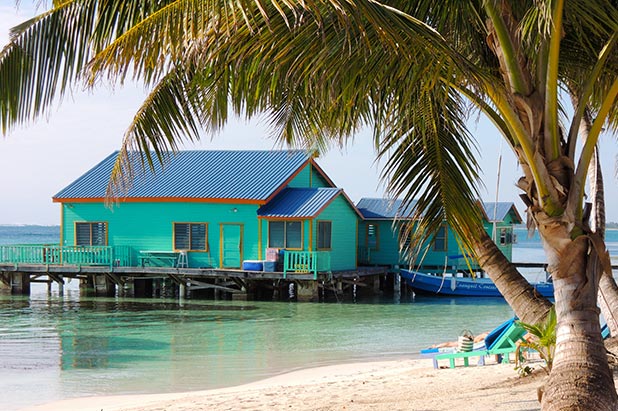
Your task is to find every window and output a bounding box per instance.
[499,228,513,245]
[268,221,302,249]
[433,225,447,251]
[75,222,107,246]
[317,221,332,250]
[367,224,379,250]
[174,223,208,251]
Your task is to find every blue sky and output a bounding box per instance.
[1,2,617,225]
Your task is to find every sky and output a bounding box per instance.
[1,2,618,225]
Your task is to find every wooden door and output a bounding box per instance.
[220,224,243,268]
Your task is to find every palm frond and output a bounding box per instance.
[105,62,203,200]
[376,83,483,261]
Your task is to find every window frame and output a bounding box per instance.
[316,220,333,250]
[173,222,209,252]
[499,227,512,245]
[267,220,304,250]
[432,224,448,252]
[74,222,108,246]
[366,223,379,250]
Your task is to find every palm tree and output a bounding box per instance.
[576,103,618,336]
[2,1,618,409]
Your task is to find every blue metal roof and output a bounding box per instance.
[54,150,312,201]
[481,202,522,223]
[357,198,521,223]
[258,188,342,218]
[356,198,417,219]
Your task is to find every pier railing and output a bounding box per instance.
[283,251,331,279]
[0,245,133,268]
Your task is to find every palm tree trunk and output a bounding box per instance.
[542,239,617,410]
[598,273,618,335]
[473,227,552,324]
[580,106,618,336]
[592,146,618,333]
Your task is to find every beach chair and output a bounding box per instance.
[484,321,528,364]
[433,319,526,369]
[422,318,515,369]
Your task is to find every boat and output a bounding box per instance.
[400,269,553,298]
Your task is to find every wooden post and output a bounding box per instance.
[0,273,9,291]
[119,278,134,297]
[373,275,381,295]
[297,281,319,302]
[393,266,401,295]
[272,281,280,300]
[11,272,30,295]
[94,275,115,297]
[214,279,221,300]
[80,275,95,296]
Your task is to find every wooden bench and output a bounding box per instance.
[139,251,179,267]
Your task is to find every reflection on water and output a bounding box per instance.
[0,290,515,410]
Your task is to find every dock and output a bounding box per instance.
[0,256,391,302]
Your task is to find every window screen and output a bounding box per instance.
[367,224,378,249]
[433,225,447,251]
[268,221,302,248]
[174,223,207,251]
[75,222,107,246]
[285,221,302,249]
[317,221,332,249]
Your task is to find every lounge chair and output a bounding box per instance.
[422,318,515,369]
[433,319,526,369]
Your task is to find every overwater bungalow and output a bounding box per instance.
[0,149,524,300]
[53,150,362,270]
[0,150,377,300]
[356,198,522,272]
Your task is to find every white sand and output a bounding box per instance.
[21,358,545,411]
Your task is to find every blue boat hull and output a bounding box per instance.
[400,269,553,298]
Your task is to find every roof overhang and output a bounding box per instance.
[53,197,266,205]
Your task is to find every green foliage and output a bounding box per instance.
[515,306,557,375]
[2,1,618,262]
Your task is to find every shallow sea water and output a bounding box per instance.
[5,225,618,410]
[0,289,515,410]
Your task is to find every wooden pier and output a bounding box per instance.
[0,262,391,302]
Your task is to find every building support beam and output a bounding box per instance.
[94,274,116,297]
[297,280,319,302]
[10,272,30,295]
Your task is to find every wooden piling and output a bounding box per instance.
[11,272,30,295]
[296,281,319,302]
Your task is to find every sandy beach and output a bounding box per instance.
[22,358,546,411]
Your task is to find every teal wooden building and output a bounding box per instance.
[355,198,522,270]
[52,150,361,273]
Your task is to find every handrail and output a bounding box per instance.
[0,245,131,268]
[283,251,331,280]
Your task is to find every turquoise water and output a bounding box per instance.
[0,225,59,245]
[2,225,618,410]
[0,292,514,410]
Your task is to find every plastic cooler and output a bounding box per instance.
[242,260,264,271]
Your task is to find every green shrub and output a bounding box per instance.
[515,307,557,375]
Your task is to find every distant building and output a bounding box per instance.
[356,198,522,271]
